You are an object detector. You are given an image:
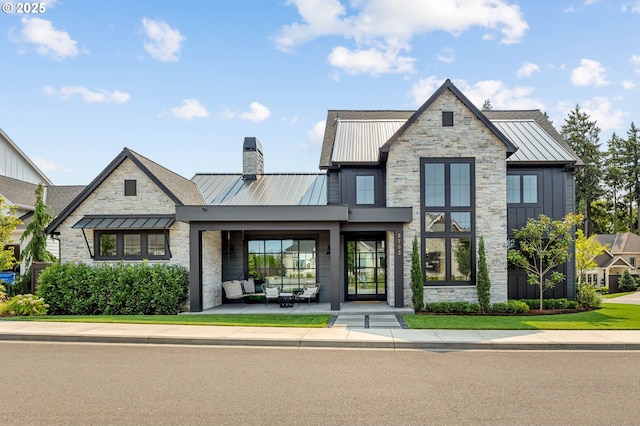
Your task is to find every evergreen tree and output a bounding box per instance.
[625,122,640,233]
[481,99,493,111]
[410,235,424,311]
[476,236,491,313]
[604,132,627,232]
[561,105,603,236]
[20,184,56,267]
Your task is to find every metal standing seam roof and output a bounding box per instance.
[331,119,406,163]
[192,173,327,206]
[72,215,175,229]
[492,120,578,164]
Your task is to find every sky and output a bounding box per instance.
[1,0,640,185]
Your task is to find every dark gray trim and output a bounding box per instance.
[189,226,203,312]
[330,224,340,310]
[176,205,349,222]
[393,225,404,308]
[348,207,412,223]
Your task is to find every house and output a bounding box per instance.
[0,129,84,275]
[591,233,640,291]
[46,79,582,311]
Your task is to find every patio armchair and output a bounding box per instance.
[262,284,281,305]
[297,284,320,305]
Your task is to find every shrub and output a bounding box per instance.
[37,261,189,315]
[520,298,571,310]
[0,283,8,303]
[564,300,580,309]
[576,283,601,308]
[410,236,424,311]
[0,294,48,316]
[491,300,529,314]
[426,301,480,314]
[618,270,638,292]
[476,236,491,313]
[595,286,609,295]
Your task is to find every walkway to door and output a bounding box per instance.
[189,301,413,329]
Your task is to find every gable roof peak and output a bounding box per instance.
[380,78,517,155]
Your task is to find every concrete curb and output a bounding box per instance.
[2,332,640,351]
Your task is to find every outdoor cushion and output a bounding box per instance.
[222,280,245,299]
[242,279,255,294]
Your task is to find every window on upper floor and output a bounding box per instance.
[422,159,475,285]
[124,180,137,196]
[507,174,538,204]
[630,257,637,268]
[356,175,375,205]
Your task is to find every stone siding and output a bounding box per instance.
[55,157,190,269]
[202,231,222,310]
[386,89,508,307]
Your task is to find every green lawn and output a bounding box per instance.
[0,314,333,328]
[402,302,640,330]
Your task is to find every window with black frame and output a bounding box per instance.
[247,239,316,291]
[95,230,169,260]
[422,159,475,285]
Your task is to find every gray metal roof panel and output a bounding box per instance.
[193,173,327,206]
[493,120,577,164]
[331,119,406,163]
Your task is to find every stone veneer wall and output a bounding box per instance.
[386,89,508,306]
[55,158,191,281]
[201,231,222,310]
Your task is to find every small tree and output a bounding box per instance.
[20,184,56,266]
[0,195,22,271]
[507,213,583,310]
[476,236,491,313]
[575,229,608,286]
[410,235,424,311]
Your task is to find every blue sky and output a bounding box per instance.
[2,0,640,185]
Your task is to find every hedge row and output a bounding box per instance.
[37,262,189,315]
[425,298,581,314]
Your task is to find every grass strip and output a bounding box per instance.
[0,314,333,328]
[402,303,640,330]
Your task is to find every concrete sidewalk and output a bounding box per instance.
[2,320,640,350]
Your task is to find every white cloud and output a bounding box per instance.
[328,46,414,75]
[571,59,610,87]
[557,97,627,132]
[436,47,455,64]
[220,102,271,123]
[631,54,640,74]
[517,62,541,78]
[43,86,131,103]
[306,120,326,148]
[141,18,185,62]
[410,76,545,110]
[170,99,209,121]
[622,80,636,90]
[276,0,528,75]
[12,17,78,60]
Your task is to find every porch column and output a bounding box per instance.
[189,225,203,312]
[329,224,340,310]
[394,225,404,308]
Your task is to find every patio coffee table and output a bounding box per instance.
[278,292,295,308]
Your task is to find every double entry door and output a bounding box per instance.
[345,236,386,301]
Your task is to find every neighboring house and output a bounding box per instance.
[591,233,640,290]
[0,128,84,274]
[46,79,582,311]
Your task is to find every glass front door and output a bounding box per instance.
[346,237,386,300]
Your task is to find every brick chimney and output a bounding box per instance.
[242,137,263,180]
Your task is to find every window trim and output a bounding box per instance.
[355,175,375,205]
[507,173,540,205]
[421,158,475,286]
[94,230,170,261]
